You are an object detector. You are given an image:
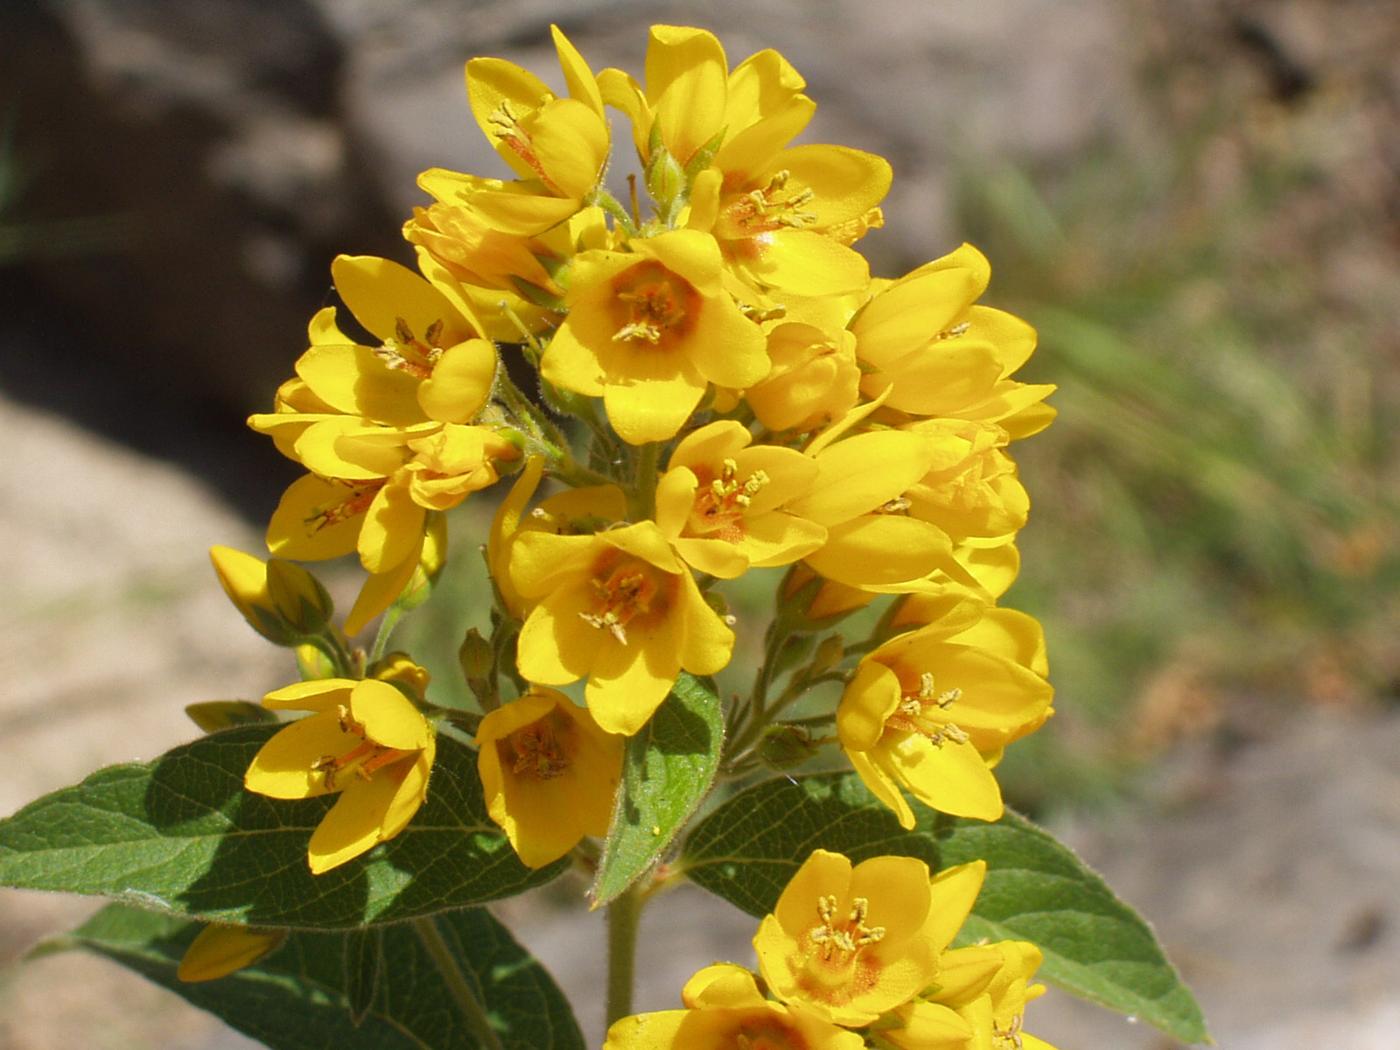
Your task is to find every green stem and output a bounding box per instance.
[369,604,406,664]
[631,441,660,519]
[591,187,638,237]
[412,917,504,1050]
[605,886,644,1026]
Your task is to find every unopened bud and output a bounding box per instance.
[756,723,823,772]
[370,652,431,701]
[645,144,686,212]
[458,628,494,681]
[209,546,333,646]
[810,634,845,675]
[177,924,286,983]
[184,700,276,734]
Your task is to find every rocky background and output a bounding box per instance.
[2,1,1398,1047]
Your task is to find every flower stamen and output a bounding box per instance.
[808,894,886,962]
[579,560,659,645]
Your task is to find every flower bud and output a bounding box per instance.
[209,546,332,645]
[369,652,432,702]
[756,723,823,772]
[458,627,494,681]
[177,924,286,983]
[184,700,275,734]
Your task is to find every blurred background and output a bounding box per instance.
[1,0,1397,1047]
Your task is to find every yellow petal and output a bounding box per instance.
[852,268,977,364]
[417,338,497,423]
[466,57,555,180]
[805,516,953,588]
[266,474,364,561]
[262,679,356,712]
[295,343,423,426]
[678,570,735,675]
[358,483,425,574]
[331,255,470,346]
[516,586,600,685]
[791,431,935,525]
[551,24,604,116]
[646,25,727,163]
[886,735,1003,820]
[780,144,893,228]
[586,628,677,736]
[837,661,902,751]
[177,925,286,983]
[601,350,706,445]
[743,228,869,296]
[378,742,434,842]
[244,712,346,800]
[599,521,683,573]
[921,860,987,953]
[686,295,770,389]
[307,765,408,874]
[351,679,429,750]
[540,317,606,396]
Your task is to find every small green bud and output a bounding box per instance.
[184,700,276,734]
[810,634,845,675]
[458,628,494,681]
[756,723,823,772]
[266,558,334,636]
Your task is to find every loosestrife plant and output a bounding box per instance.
[0,25,1209,1050]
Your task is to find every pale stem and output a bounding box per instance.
[605,885,644,1027]
[412,917,505,1050]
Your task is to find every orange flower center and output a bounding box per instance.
[689,457,770,542]
[797,894,887,1004]
[304,480,386,533]
[309,705,411,791]
[885,671,967,746]
[506,717,571,781]
[578,553,668,645]
[611,260,698,345]
[732,1019,810,1050]
[488,100,563,195]
[719,169,816,238]
[374,315,446,379]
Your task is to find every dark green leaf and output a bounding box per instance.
[590,673,723,906]
[0,726,564,929]
[680,772,1209,1044]
[343,926,382,1025]
[36,902,584,1049]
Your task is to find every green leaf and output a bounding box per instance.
[680,772,1210,1045]
[37,902,584,1049]
[343,926,382,1026]
[590,673,723,906]
[0,725,564,929]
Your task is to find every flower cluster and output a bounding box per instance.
[605,849,1057,1049]
[209,23,1054,884]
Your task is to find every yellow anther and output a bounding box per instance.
[938,321,972,340]
[993,1014,1024,1049]
[579,561,659,645]
[887,674,969,745]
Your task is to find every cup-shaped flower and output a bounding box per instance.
[476,687,623,868]
[836,608,1054,827]
[244,678,435,874]
[290,255,497,428]
[753,849,986,1026]
[510,521,734,735]
[850,244,1055,433]
[656,420,826,577]
[540,230,768,444]
[747,320,861,433]
[603,963,865,1049]
[465,24,609,223]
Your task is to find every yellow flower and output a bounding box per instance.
[656,420,826,578]
[603,963,865,1049]
[176,924,286,983]
[835,604,1054,827]
[208,545,332,644]
[753,850,986,1026]
[898,419,1029,546]
[510,521,734,735]
[476,687,623,868]
[540,229,769,443]
[465,25,609,228]
[264,423,518,629]
[244,677,435,874]
[289,255,498,428]
[788,429,959,589]
[746,319,861,433]
[888,941,1058,1050]
[850,244,1055,432]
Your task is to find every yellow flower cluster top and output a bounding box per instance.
[220,23,1055,882]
